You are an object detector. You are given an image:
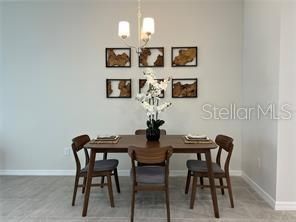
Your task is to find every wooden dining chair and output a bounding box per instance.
[71,134,120,207]
[185,134,234,209]
[134,129,167,166]
[128,146,173,222]
[135,129,167,135]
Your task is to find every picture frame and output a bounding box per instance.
[139,79,165,98]
[105,48,131,68]
[106,79,132,98]
[138,47,164,67]
[172,78,198,98]
[171,47,198,67]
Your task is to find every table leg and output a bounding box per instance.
[101,152,107,188]
[82,149,96,217]
[205,150,219,218]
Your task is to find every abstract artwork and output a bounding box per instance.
[172,78,198,98]
[139,47,164,67]
[106,79,132,98]
[171,47,197,67]
[106,48,131,67]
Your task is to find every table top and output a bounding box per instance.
[85,135,218,153]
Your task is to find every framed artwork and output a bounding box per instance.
[139,79,165,98]
[171,47,198,67]
[106,79,132,98]
[172,78,198,98]
[138,47,164,67]
[105,48,131,67]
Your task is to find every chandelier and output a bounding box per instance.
[118,0,155,54]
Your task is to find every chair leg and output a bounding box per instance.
[72,174,80,206]
[101,152,108,188]
[101,176,105,188]
[226,175,234,208]
[114,168,121,193]
[219,178,225,195]
[130,186,136,222]
[165,186,170,222]
[82,176,86,194]
[190,173,198,209]
[185,170,191,194]
[200,177,204,189]
[106,173,115,208]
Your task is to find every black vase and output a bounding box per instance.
[146,128,160,141]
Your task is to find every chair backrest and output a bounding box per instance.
[134,129,167,135]
[128,146,173,185]
[71,134,91,172]
[215,134,234,174]
[128,146,173,164]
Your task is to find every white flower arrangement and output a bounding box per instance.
[136,68,172,130]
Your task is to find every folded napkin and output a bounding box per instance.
[96,135,119,141]
[185,134,209,141]
[187,134,207,139]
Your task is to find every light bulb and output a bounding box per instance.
[142,17,155,35]
[118,21,130,38]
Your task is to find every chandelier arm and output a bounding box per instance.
[137,0,142,47]
[120,38,138,50]
[139,36,150,49]
[118,0,153,54]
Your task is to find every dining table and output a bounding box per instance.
[83,134,219,218]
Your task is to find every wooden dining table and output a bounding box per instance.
[83,134,219,218]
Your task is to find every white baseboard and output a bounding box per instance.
[275,201,296,211]
[170,170,241,177]
[0,170,76,176]
[0,169,242,177]
[229,170,242,176]
[242,172,296,211]
[241,171,276,209]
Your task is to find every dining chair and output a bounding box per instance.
[185,134,234,209]
[71,134,120,207]
[134,129,167,166]
[134,129,167,135]
[128,146,173,222]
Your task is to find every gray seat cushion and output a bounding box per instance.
[186,160,224,174]
[131,166,165,184]
[81,159,118,173]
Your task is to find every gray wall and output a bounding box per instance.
[276,0,296,203]
[242,0,296,204]
[0,2,4,166]
[1,0,243,172]
[242,0,281,201]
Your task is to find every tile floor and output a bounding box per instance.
[0,176,295,222]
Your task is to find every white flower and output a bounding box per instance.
[143,68,156,79]
[150,88,161,97]
[156,102,172,113]
[158,77,171,91]
[146,75,156,85]
[136,93,145,101]
[136,68,172,121]
[141,101,156,116]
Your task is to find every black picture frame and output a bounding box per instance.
[171,47,198,67]
[139,79,165,98]
[105,48,131,68]
[171,78,198,98]
[106,79,132,98]
[138,47,164,67]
